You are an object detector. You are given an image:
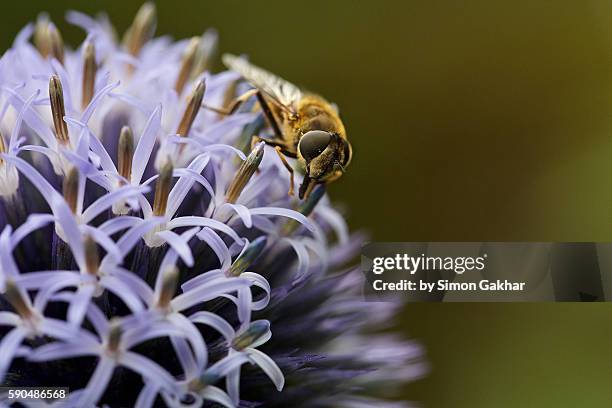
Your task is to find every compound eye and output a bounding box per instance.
[299,130,331,161]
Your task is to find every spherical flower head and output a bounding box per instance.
[0,3,426,407]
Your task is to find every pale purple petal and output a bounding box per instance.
[67,284,96,326]
[132,105,162,185]
[120,351,178,394]
[241,272,270,311]
[0,312,20,327]
[80,81,120,124]
[316,206,349,245]
[10,214,55,249]
[245,348,284,391]
[200,386,234,408]
[218,203,252,229]
[76,357,115,407]
[181,269,225,292]
[28,341,98,362]
[167,216,242,245]
[98,216,142,235]
[171,277,251,312]
[196,228,231,271]
[189,311,235,343]
[82,185,148,223]
[135,383,160,408]
[100,275,145,313]
[155,230,194,267]
[0,328,25,381]
[249,207,316,232]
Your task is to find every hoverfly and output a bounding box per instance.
[221,54,352,200]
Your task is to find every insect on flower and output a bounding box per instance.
[221,54,353,200]
[0,3,425,408]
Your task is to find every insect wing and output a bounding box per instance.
[222,53,302,112]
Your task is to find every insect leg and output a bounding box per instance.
[201,88,259,115]
[255,91,284,139]
[274,146,295,196]
[250,134,293,153]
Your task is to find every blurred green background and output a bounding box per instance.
[4,0,612,406]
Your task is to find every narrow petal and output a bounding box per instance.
[249,207,315,232]
[80,80,120,124]
[155,230,194,267]
[10,213,55,249]
[284,238,310,280]
[206,353,250,379]
[28,341,98,362]
[165,154,210,218]
[121,352,178,394]
[217,203,252,229]
[196,228,231,271]
[171,278,251,312]
[88,127,118,174]
[316,205,350,245]
[200,386,235,408]
[98,216,141,235]
[82,185,148,223]
[189,311,235,343]
[158,227,201,283]
[132,105,162,185]
[0,328,25,381]
[167,216,242,245]
[67,284,96,326]
[110,267,154,305]
[236,287,252,325]
[226,367,240,406]
[2,86,56,147]
[100,275,145,313]
[114,217,165,260]
[0,312,20,326]
[76,357,115,407]
[245,348,284,391]
[181,269,225,292]
[135,382,160,408]
[170,336,197,378]
[241,272,271,311]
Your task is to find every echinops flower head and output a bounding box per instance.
[0,3,426,407]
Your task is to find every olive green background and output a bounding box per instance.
[4,1,612,406]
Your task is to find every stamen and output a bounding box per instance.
[191,28,218,78]
[49,75,69,145]
[33,14,51,58]
[157,265,179,309]
[107,318,123,354]
[228,236,267,277]
[47,23,65,64]
[3,279,33,320]
[282,184,326,235]
[225,141,265,204]
[222,80,239,113]
[81,41,96,110]
[153,160,173,216]
[174,37,200,95]
[62,167,79,214]
[231,320,270,351]
[125,2,156,57]
[176,79,206,137]
[118,126,134,183]
[0,131,6,165]
[84,235,99,276]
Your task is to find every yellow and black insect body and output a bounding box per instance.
[223,54,352,199]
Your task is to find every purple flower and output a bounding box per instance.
[0,3,426,407]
